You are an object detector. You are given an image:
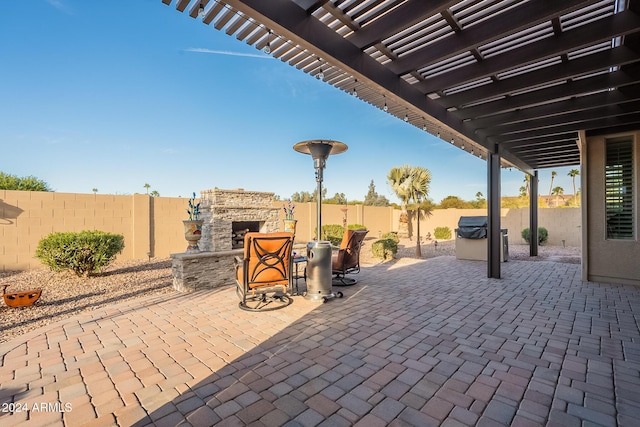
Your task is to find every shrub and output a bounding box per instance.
[434,226,452,240]
[381,231,399,243]
[320,224,345,246]
[35,230,125,277]
[347,224,367,231]
[521,227,549,245]
[372,239,398,260]
[318,224,368,246]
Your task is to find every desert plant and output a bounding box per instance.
[381,231,399,243]
[283,199,295,220]
[433,226,452,240]
[521,227,549,245]
[35,231,125,277]
[372,239,397,260]
[186,192,201,221]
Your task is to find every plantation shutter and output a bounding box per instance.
[605,138,634,239]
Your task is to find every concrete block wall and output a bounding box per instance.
[408,207,581,247]
[1,190,136,270]
[0,188,582,271]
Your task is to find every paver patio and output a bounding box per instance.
[1,256,640,426]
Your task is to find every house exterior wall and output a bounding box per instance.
[584,131,640,286]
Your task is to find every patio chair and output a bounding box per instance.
[332,229,368,286]
[235,232,294,311]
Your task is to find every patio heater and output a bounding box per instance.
[293,139,348,303]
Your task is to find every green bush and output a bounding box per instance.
[372,239,398,260]
[381,231,399,243]
[35,230,125,277]
[317,224,368,246]
[521,227,549,245]
[347,224,367,231]
[433,226,452,240]
[320,224,345,246]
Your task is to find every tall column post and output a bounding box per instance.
[487,146,501,279]
[530,170,539,256]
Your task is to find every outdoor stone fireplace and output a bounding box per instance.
[199,188,279,252]
[171,188,281,292]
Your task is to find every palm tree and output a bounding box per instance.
[407,166,432,257]
[92,188,98,194]
[523,174,530,197]
[144,183,151,195]
[568,169,580,205]
[474,191,487,208]
[548,171,557,204]
[552,186,564,207]
[387,165,413,238]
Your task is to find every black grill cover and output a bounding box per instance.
[457,216,488,239]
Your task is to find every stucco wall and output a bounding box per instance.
[0,191,194,270]
[402,207,581,247]
[585,132,640,286]
[1,189,582,271]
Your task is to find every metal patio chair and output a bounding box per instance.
[235,232,294,311]
[332,229,368,286]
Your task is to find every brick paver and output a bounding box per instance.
[2,257,640,425]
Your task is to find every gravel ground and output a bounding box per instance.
[1,240,580,345]
[1,259,174,344]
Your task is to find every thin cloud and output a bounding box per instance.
[46,0,73,14]
[185,48,272,59]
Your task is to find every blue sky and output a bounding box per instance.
[0,0,579,204]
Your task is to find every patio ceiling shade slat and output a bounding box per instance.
[471,86,640,129]
[387,0,597,76]
[457,70,640,120]
[175,0,190,12]
[225,13,247,35]
[440,47,640,108]
[214,8,237,30]
[501,134,580,149]
[481,100,640,138]
[347,0,458,49]
[235,17,260,40]
[416,10,640,94]
[491,112,640,144]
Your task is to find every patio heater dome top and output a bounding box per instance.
[293,140,348,159]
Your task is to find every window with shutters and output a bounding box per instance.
[605,137,634,240]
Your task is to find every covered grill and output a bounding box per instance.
[455,216,508,262]
[456,216,488,239]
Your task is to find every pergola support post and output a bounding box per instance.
[530,170,539,256]
[487,147,501,279]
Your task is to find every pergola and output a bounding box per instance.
[161,0,640,278]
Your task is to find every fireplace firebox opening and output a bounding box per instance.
[232,221,264,249]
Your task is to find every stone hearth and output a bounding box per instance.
[198,188,279,252]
